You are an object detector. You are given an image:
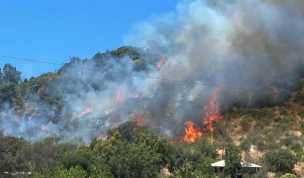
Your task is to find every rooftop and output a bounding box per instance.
[211,160,262,168]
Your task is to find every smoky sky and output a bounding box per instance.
[1,0,304,143]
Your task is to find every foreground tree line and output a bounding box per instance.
[0,120,299,178]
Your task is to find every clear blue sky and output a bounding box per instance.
[0,0,178,79]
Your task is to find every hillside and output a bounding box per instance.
[0,46,304,177]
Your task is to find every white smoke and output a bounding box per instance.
[1,0,304,143]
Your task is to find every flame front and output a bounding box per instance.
[203,88,222,131]
[134,114,145,126]
[133,114,145,131]
[184,121,202,142]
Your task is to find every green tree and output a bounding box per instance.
[89,165,113,178]
[2,63,22,84]
[264,149,298,173]
[280,173,297,178]
[108,141,162,178]
[0,83,23,109]
[33,165,87,178]
[20,137,65,173]
[0,131,28,174]
[191,139,218,159]
[53,165,87,178]
[61,146,101,171]
[0,131,15,174]
[194,157,217,178]
[225,143,242,177]
[93,121,171,177]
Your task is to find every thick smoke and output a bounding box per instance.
[1,0,304,143]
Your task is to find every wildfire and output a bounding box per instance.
[133,114,145,131]
[98,134,108,140]
[78,108,93,117]
[170,140,178,144]
[133,114,145,126]
[203,88,222,131]
[184,121,202,142]
[157,58,165,67]
[113,90,126,103]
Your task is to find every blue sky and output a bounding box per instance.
[0,0,178,79]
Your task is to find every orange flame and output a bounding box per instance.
[134,114,145,126]
[98,134,108,140]
[133,114,145,131]
[184,121,202,142]
[203,88,222,131]
[78,108,93,117]
[98,135,103,139]
[157,58,165,67]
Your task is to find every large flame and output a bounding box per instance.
[183,121,202,142]
[203,88,222,131]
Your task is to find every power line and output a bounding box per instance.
[0,54,284,94]
[0,55,63,66]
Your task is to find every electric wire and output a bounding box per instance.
[0,54,291,95]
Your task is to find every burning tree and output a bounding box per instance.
[203,88,222,131]
[184,121,202,142]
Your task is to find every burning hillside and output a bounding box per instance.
[1,0,304,144]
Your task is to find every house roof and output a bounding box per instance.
[211,160,262,168]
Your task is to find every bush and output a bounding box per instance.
[264,149,298,173]
[239,140,251,151]
[280,109,288,115]
[280,173,297,178]
[297,107,304,118]
[291,143,303,153]
[280,137,293,147]
[240,118,251,131]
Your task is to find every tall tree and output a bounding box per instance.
[225,143,242,177]
[2,63,22,84]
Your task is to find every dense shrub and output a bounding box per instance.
[264,149,298,173]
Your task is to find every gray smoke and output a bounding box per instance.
[1,0,304,143]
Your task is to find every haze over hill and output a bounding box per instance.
[1,0,304,145]
[1,0,304,177]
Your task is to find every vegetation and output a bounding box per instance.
[1,46,304,177]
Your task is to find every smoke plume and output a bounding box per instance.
[1,0,304,143]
